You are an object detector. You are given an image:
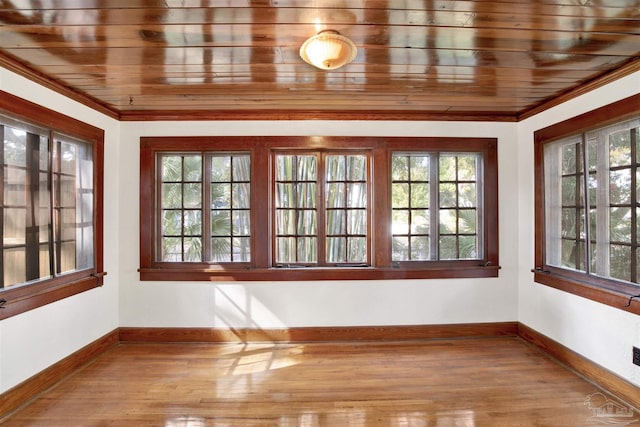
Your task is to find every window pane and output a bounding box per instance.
[457,155,477,181]
[410,156,429,181]
[183,183,201,208]
[610,207,631,243]
[439,236,457,259]
[347,238,366,262]
[609,244,631,282]
[211,156,230,182]
[609,169,631,205]
[326,183,345,208]
[211,211,230,236]
[347,210,366,235]
[276,183,294,208]
[162,156,182,182]
[183,210,202,235]
[211,183,230,208]
[439,183,456,208]
[439,156,455,181]
[410,236,430,260]
[232,237,251,262]
[211,237,231,262]
[276,155,294,181]
[183,156,201,181]
[297,183,316,208]
[232,183,250,209]
[347,183,366,208]
[297,210,317,235]
[297,237,317,263]
[459,236,477,259]
[276,210,296,235]
[4,168,26,205]
[162,210,182,236]
[410,183,429,208]
[392,183,409,208]
[326,237,346,263]
[232,155,251,181]
[183,237,202,262]
[162,183,182,208]
[609,130,631,167]
[392,156,408,181]
[276,237,296,263]
[232,211,251,236]
[440,209,456,234]
[162,237,182,261]
[392,210,409,234]
[4,126,27,166]
[326,156,345,181]
[392,236,408,261]
[459,210,477,234]
[347,155,366,180]
[458,183,476,207]
[326,210,345,235]
[297,156,317,181]
[412,209,430,234]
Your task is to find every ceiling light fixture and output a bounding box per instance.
[300,30,357,71]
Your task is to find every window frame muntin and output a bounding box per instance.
[0,90,104,320]
[140,136,499,281]
[534,93,640,314]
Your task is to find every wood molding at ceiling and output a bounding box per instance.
[118,109,518,122]
[0,52,120,121]
[0,329,120,421]
[518,323,640,411]
[518,58,640,122]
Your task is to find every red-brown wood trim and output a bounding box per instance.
[518,323,640,411]
[0,329,119,420]
[140,136,499,281]
[121,109,518,122]
[0,274,102,321]
[533,272,640,315]
[0,91,106,320]
[533,94,640,314]
[534,93,640,144]
[138,265,500,281]
[0,52,120,121]
[119,322,519,343]
[519,58,640,122]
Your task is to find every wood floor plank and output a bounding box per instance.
[2,337,638,426]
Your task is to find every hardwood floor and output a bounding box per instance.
[2,337,637,426]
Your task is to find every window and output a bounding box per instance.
[0,90,104,320]
[534,94,640,314]
[158,153,251,263]
[391,152,483,262]
[274,152,369,266]
[139,137,498,281]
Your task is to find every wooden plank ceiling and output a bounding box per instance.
[0,0,639,121]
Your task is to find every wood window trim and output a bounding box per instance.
[0,90,105,320]
[533,93,640,315]
[139,136,499,281]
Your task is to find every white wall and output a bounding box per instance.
[119,121,520,328]
[517,71,640,387]
[0,68,120,392]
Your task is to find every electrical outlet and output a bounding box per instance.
[633,347,640,367]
